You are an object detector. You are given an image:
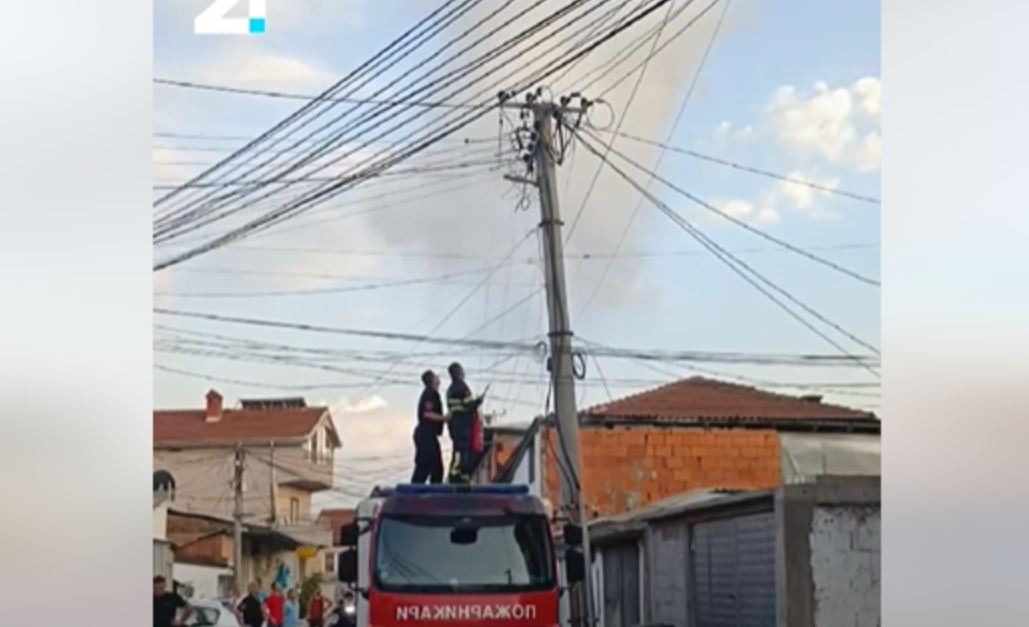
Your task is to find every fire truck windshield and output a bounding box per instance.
[374,514,554,594]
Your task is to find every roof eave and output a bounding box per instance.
[154,437,310,450]
[581,415,880,433]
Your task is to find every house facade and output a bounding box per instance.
[315,508,357,601]
[477,377,880,519]
[153,390,341,585]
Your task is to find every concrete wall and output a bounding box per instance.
[154,540,174,580]
[154,501,168,540]
[809,506,881,627]
[776,477,880,627]
[174,562,233,600]
[645,520,689,626]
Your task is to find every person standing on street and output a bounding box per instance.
[446,362,481,484]
[264,582,286,627]
[307,588,332,627]
[153,575,193,627]
[236,581,268,627]
[255,577,267,603]
[283,589,300,627]
[411,369,448,484]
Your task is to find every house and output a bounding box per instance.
[476,377,880,518]
[587,476,880,627]
[153,390,341,584]
[315,508,357,600]
[166,508,305,599]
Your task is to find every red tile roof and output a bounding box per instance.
[154,407,329,447]
[583,377,876,424]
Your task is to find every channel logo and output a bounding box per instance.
[195,0,266,35]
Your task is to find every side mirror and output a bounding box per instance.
[337,548,358,584]
[339,521,358,547]
[565,548,585,584]
[562,522,583,547]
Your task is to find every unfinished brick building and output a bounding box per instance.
[478,377,880,519]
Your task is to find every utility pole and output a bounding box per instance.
[233,442,245,592]
[268,440,277,526]
[531,100,595,627]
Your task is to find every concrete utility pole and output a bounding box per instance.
[532,101,595,627]
[233,442,245,592]
[268,440,277,525]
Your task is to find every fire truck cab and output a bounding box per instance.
[337,484,585,627]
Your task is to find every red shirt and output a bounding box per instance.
[264,594,285,624]
[308,597,327,621]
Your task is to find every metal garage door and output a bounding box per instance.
[601,542,641,627]
[692,512,776,627]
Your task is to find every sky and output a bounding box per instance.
[153,0,880,507]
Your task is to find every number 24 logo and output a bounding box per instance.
[195,0,267,35]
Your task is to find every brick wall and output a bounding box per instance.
[542,425,782,518]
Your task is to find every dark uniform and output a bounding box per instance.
[446,379,477,483]
[154,591,188,627]
[411,387,444,484]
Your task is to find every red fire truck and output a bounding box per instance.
[337,484,585,627]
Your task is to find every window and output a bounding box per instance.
[311,431,320,463]
[324,550,336,573]
[374,514,554,593]
[186,607,220,627]
[290,498,300,524]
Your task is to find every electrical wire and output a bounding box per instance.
[593,128,881,205]
[570,128,882,374]
[154,78,489,110]
[563,0,679,245]
[586,128,881,286]
[576,0,731,323]
[154,0,678,269]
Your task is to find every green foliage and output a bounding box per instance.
[299,572,322,618]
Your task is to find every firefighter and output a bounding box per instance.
[445,361,482,484]
[411,369,448,484]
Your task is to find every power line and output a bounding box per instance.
[154,0,481,210]
[583,128,881,287]
[154,77,489,110]
[155,266,500,299]
[154,306,878,368]
[596,129,881,205]
[563,0,679,245]
[577,0,732,324]
[570,127,882,373]
[154,0,678,268]
[152,0,566,237]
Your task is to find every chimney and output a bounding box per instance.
[205,389,223,422]
[800,394,823,404]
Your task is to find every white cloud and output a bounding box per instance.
[777,170,840,212]
[720,199,754,218]
[853,77,881,120]
[334,394,389,414]
[757,207,781,224]
[852,131,882,173]
[713,198,779,225]
[195,50,336,90]
[712,169,840,226]
[767,77,881,172]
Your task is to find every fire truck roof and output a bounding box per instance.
[380,484,547,517]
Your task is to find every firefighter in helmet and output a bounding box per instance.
[445,361,483,483]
